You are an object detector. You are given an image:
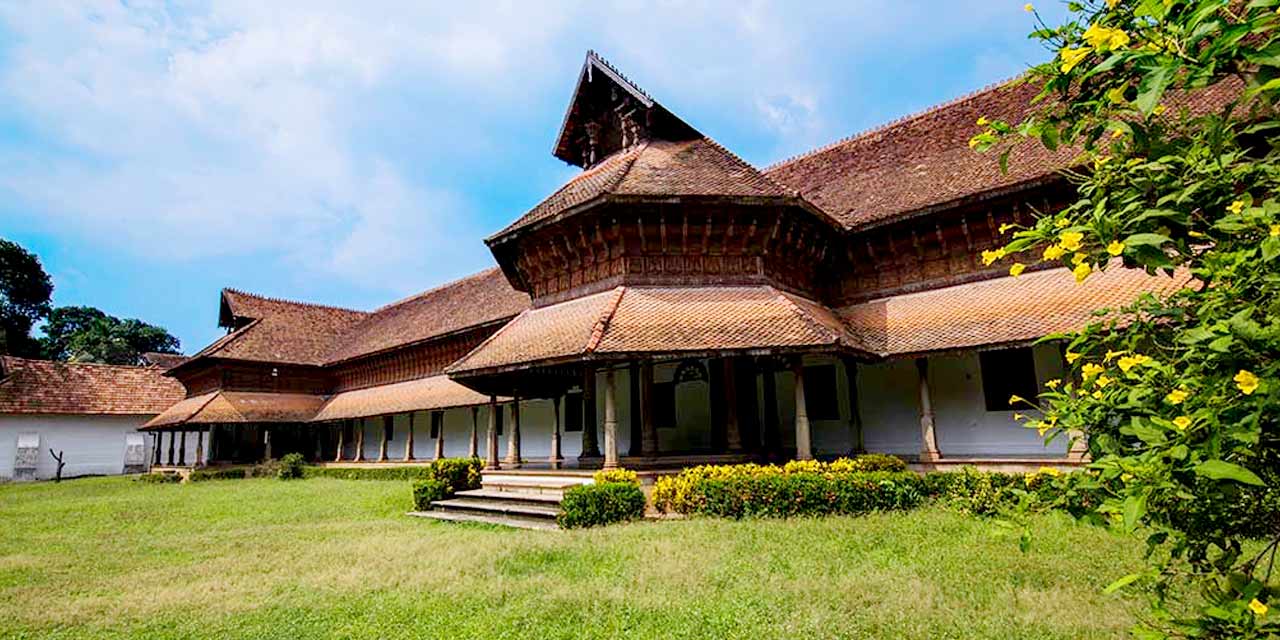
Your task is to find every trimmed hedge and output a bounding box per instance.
[188,467,249,482]
[558,482,646,528]
[690,471,924,519]
[412,478,450,511]
[428,458,482,493]
[301,466,434,481]
[135,472,181,484]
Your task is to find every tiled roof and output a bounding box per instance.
[140,352,189,370]
[449,285,863,375]
[0,356,184,415]
[143,391,327,429]
[494,138,795,239]
[311,375,504,422]
[325,268,529,363]
[838,263,1191,357]
[198,290,369,366]
[765,79,1239,230]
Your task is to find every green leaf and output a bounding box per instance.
[1104,572,1143,594]
[1136,65,1175,116]
[1195,460,1265,486]
[1263,236,1280,261]
[1122,494,1147,532]
[1123,233,1172,248]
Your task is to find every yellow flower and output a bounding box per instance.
[1172,415,1192,430]
[1066,351,1082,364]
[1072,252,1089,265]
[1043,245,1067,261]
[1095,375,1113,389]
[1108,30,1130,50]
[1059,47,1090,73]
[1073,261,1093,283]
[998,222,1015,234]
[1106,0,1120,8]
[1104,349,1126,362]
[1228,199,1245,214]
[1250,598,1268,616]
[981,248,1006,266]
[977,116,990,126]
[1111,128,1125,138]
[1045,378,1061,389]
[1024,2,1034,11]
[1107,240,1125,256]
[1009,263,1026,277]
[1091,389,1104,399]
[1009,394,1027,406]
[1038,466,1062,476]
[1120,473,1133,482]
[1083,24,1130,51]
[1153,104,1167,116]
[1059,231,1085,251]
[1055,218,1070,228]
[1235,369,1260,395]
[1271,224,1280,237]
[1116,354,1150,373]
[1165,388,1188,405]
[1082,363,1105,380]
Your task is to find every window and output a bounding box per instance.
[653,381,676,428]
[803,365,840,420]
[563,393,583,432]
[979,347,1039,411]
[429,411,443,439]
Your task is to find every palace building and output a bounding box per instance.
[143,52,1190,475]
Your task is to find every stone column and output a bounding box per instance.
[263,428,273,462]
[312,427,323,462]
[468,407,479,458]
[334,422,346,462]
[434,411,445,461]
[195,429,205,467]
[628,362,642,457]
[504,397,522,468]
[550,396,563,469]
[581,365,600,457]
[404,412,416,462]
[207,425,219,464]
[152,433,162,466]
[485,396,500,470]
[842,357,866,454]
[793,359,813,461]
[640,360,658,456]
[723,358,743,453]
[603,368,619,469]
[166,431,175,466]
[762,361,781,460]
[354,420,366,462]
[916,358,941,462]
[178,431,187,466]
[377,416,390,462]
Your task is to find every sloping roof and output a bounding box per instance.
[142,390,327,429]
[312,375,501,422]
[0,356,184,415]
[325,268,529,363]
[493,138,796,239]
[197,291,369,366]
[766,79,1241,231]
[838,264,1191,358]
[449,285,863,376]
[141,352,189,370]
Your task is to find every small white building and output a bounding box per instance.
[0,356,185,481]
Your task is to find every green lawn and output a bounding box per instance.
[0,476,1146,639]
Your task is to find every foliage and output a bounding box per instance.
[411,478,450,511]
[187,467,249,482]
[592,467,640,485]
[134,472,181,484]
[277,453,305,480]
[557,482,646,529]
[974,1,1280,636]
[426,457,482,492]
[39,305,180,365]
[689,472,925,520]
[0,238,53,358]
[301,466,435,481]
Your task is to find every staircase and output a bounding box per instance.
[409,471,594,531]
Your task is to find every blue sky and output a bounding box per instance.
[0,1,1066,355]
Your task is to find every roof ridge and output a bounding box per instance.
[697,136,798,197]
[585,286,627,353]
[586,50,653,102]
[370,267,502,313]
[222,288,368,315]
[446,308,530,375]
[770,287,840,344]
[0,355,157,371]
[764,73,1029,173]
[600,142,646,195]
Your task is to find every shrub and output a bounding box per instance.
[651,455,909,513]
[301,466,434,481]
[427,458,482,492]
[557,482,646,529]
[277,453,305,480]
[592,468,639,485]
[690,471,924,519]
[412,478,450,511]
[188,467,248,482]
[837,453,908,473]
[136,472,181,484]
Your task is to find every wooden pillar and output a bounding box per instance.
[153,433,162,465]
[468,407,479,458]
[166,431,175,465]
[207,425,218,464]
[916,358,941,462]
[761,360,782,460]
[434,411,445,461]
[334,422,346,462]
[603,368,619,469]
[581,365,600,457]
[722,358,742,453]
[842,357,865,454]
[628,361,642,457]
[178,431,187,466]
[550,395,563,469]
[195,429,205,467]
[354,420,365,462]
[640,360,658,456]
[504,397,522,468]
[485,396,500,470]
[404,412,416,462]
[377,416,390,462]
[793,359,813,461]
[312,426,323,462]
[262,427,273,461]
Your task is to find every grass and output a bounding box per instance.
[0,476,1149,639]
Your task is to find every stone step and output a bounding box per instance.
[454,489,563,504]
[431,497,561,519]
[481,480,583,496]
[408,510,559,532]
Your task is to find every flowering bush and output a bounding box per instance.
[690,472,924,519]
[558,482,646,529]
[652,456,909,514]
[975,1,1280,635]
[592,468,639,485]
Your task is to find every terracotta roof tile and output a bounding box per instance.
[198,291,369,366]
[838,264,1190,357]
[311,375,504,422]
[0,356,184,415]
[143,391,326,429]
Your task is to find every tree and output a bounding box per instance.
[41,306,180,365]
[975,1,1280,637]
[0,239,53,357]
